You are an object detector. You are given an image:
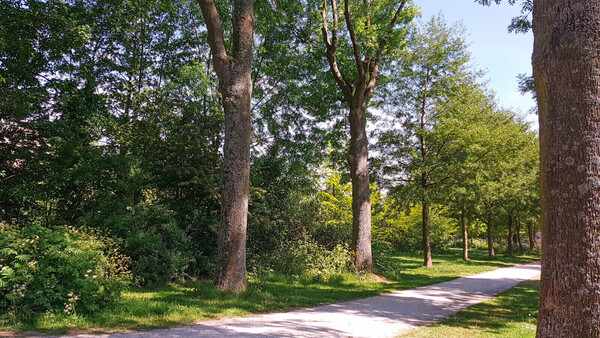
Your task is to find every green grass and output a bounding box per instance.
[400,277,540,337]
[0,250,539,334]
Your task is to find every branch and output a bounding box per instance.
[365,0,407,96]
[344,0,364,81]
[231,0,254,64]
[322,0,354,98]
[196,0,230,75]
[0,174,16,184]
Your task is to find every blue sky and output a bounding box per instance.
[414,0,537,126]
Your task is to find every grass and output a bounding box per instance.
[0,249,539,334]
[400,277,540,337]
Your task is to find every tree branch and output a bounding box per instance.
[231,0,254,65]
[344,0,364,81]
[196,0,230,76]
[365,0,407,97]
[322,0,354,98]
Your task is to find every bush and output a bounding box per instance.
[469,237,489,250]
[373,206,456,252]
[251,239,352,280]
[0,223,130,316]
[105,204,193,285]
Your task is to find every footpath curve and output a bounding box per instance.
[63,262,541,338]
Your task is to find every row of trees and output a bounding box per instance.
[1,0,539,308]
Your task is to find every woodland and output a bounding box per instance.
[1,0,546,330]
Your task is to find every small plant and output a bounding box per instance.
[0,223,131,317]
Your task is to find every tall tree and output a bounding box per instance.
[378,17,484,267]
[195,0,254,293]
[319,0,415,271]
[533,0,600,335]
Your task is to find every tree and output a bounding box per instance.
[532,0,600,335]
[195,0,254,293]
[378,17,485,267]
[319,0,415,271]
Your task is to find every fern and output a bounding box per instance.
[1,267,14,278]
[15,254,31,262]
[0,248,17,256]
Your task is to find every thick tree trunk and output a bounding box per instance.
[534,1,600,335]
[215,71,252,293]
[461,206,468,261]
[516,218,524,255]
[422,199,432,268]
[487,214,494,257]
[197,0,254,293]
[349,104,372,271]
[507,212,514,256]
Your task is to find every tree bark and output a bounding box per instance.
[507,212,514,256]
[534,1,600,335]
[461,206,468,261]
[422,198,432,268]
[349,104,372,271]
[487,213,494,257]
[196,0,254,293]
[516,218,524,255]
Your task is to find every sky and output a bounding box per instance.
[414,0,538,127]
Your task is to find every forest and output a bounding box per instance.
[0,0,541,324]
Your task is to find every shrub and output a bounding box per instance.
[252,239,352,280]
[0,223,130,316]
[104,204,193,285]
[373,206,456,252]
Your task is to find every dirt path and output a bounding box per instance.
[61,262,541,338]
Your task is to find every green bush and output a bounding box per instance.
[373,206,456,252]
[105,204,193,285]
[469,237,489,250]
[252,239,351,280]
[0,224,130,316]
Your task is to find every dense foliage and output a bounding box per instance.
[0,224,130,316]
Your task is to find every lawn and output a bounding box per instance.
[0,250,539,334]
[400,277,540,337]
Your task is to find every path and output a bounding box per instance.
[63,262,541,338]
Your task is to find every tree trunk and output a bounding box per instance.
[528,222,537,249]
[516,218,524,255]
[422,198,432,268]
[215,72,252,293]
[197,0,254,293]
[349,104,372,271]
[534,1,600,335]
[461,206,468,261]
[487,214,494,257]
[507,212,514,256]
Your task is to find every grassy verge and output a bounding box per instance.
[0,250,539,334]
[400,277,540,337]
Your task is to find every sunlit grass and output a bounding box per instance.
[400,277,540,337]
[0,249,539,334]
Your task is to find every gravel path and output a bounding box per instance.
[63,262,541,338]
